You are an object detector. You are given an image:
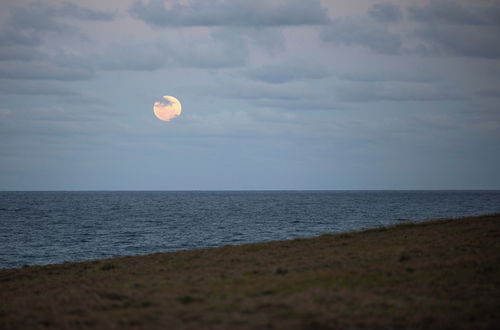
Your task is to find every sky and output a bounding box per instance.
[0,0,499,190]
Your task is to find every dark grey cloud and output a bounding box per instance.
[0,28,40,47]
[369,3,402,22]
[321,18,402,55]
[94,22,289,71]
[54,2,116,21]
[319,1,500,59]
[0,2,115,80]
[8,4,74,33]
[0,46,46,62]
[220,80,303,101]
[247,63,329,84]
[408,0,500,26]
[169,29,248,68]
[406,1,500,58]
[97,42,166,71]
[8,1,115,32]
[55,94,110,106]
[0,80,78,96]
[220,27,286,54]
[415,24,500,59]
[213,77,340,112]
[2,2,114,44]
[129,0,329,27]
[335,82,461,102]
[1,106,102,123]
[93,28,251,71]
[0,105,117,144]
[476,87,500,99]
[251,97,341,112]
[0,0,116,68]
[0,61,94,81]
[338,70,438,83]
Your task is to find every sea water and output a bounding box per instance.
[1,190,499,269]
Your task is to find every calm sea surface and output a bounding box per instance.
[1,191,499,269]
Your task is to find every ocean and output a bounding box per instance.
[1,190,499,269]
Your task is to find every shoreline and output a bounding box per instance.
[3,211,499,271]
[1,213,499,329]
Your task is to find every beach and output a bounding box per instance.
[1,213,499,329]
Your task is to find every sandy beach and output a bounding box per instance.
[1,214,499,329]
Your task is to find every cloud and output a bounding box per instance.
[1,106,101,123]
[407,0,500,26]
[251,97,340,112]
[404,1,500,59]
[337,71,437,83]
[8,1,115,32]
[217,27,286,54]
[0,28,40,47]
[96,41,166,71]
[320,1,500,59]
[321,17,402,55]
[220,79,304,101]
[0,80,78,96]
[92,27,252,72]
[335,81,461,102]
[246,62,329,84]
[0,1,116,59]
[0,46,46,62]
[7,4,74,33]
[414,24,500,59]
[88,25,286,74]
[0,1,114,47]
[167,29,248,68]
[0,2,115,79]
[129,0,330,27]
[54,2,116,21]
[94,22,290,72]
[0,104,118,146]
[476,88,500,99]
[318,1,500,59]
[212,77,340,112]
[369,3,402,23]
[0,61,94,81]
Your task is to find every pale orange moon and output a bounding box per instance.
[153,95,182,122]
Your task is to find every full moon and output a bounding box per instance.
[153,95,182,122]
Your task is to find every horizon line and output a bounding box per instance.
[1,189,500,193]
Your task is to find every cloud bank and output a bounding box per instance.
[0,0,499,190]
[129,0,330,27]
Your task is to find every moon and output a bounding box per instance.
[153,95,182,122]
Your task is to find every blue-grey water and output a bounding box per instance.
[1,191,499,269]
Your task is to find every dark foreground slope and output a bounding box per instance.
[1,214,499,329]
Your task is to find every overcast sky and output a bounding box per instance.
[1,0,499,190]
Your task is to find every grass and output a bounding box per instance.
[1,214,499,329]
